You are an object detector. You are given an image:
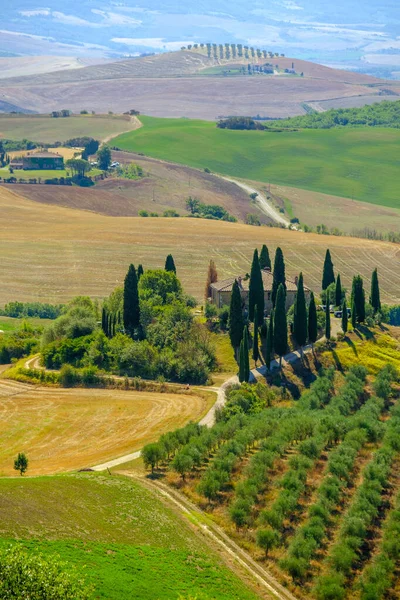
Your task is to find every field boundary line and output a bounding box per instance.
[129,474,299,600]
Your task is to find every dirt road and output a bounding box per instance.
[219,176,291,227]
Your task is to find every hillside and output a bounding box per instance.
[0,50,398,118]
[1,186,400,304]
[0,56,108,80]
[0,474,259,599]
[113,116,400,210]
[10,151,269,223]
[0,113,136,144]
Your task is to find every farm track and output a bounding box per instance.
[129,474,299,600]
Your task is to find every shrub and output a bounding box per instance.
[59,364,80,387]
[0,546,91,599]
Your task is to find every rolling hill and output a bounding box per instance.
[1,186,400,305]
[113,116,400,210]
[0,50,398,118]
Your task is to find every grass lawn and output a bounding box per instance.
[0,474,258,599]
[113,116,400,209]
[0,114,134,144]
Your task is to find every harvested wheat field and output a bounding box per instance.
[0,378,209,476]
[1,186,400,304]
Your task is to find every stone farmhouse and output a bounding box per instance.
[10,151,64,171]
[210,268,310,314]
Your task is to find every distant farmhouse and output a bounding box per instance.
[210,268,310,314]
[10,151,64,171]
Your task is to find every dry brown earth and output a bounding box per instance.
[0,51,396,119]
[1,186,400,304]
[0,378,208,476]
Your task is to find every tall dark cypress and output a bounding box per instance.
[308,292,318,349]
[272,247,286,307]
[335,273,342,307]
[239,326,250,383]
[322,249,335,290]
[352,275,366,323]
[259,244,271,270]
[265,312,273,369]
[229,280,244,361]
[249,249,264,323]
[274,284,287,368]
[342,298,348,334]
[101,307,107,334]
[293,272,307,355]
[107,313,112,338]
[137,264,144,280]
[260,318,268,363]
[325,301,331,341]
[123,264,140,337]
[370,268,381,314]
[351,297,357,329]
[252,306,260,366]
[243,326,250,382]
[112,313,117,337]
[165,254,176,274]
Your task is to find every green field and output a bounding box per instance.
[0,167,101,181]
[0,474,258,599]
[0,114,134,144]
[113,116,400,209]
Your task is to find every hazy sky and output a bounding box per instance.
[2,1,400,74]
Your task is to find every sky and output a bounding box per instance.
[1,0,400,76]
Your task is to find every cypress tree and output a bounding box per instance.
[204,259,218,300]
[101,307,107,334]
[112,313,117,337]
[351,297,357,329]
[370,268,381,314]
[266,313,273,370]
[322,249,335,290]
[352,275,366,323]
[107,313,112,338]
[308,291,318,349]
[249,249,264,323]
[239,326,250,382]
[325,301,331,342]
[335,273,342,307]
[239,339,245,382]
[293,272,307,356]
[123,264,140,337]
[274,284,287,368]
[272,247,286,307]
[252,306,260,366]
[165,254,176,274]
[137,264,144,280]
[243,326,250,382]
[229,280,244,361]
[259,244,271,270]
[342,298,348,334]
[260,318,268,363]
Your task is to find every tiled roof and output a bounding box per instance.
[211,270,309,293]
[26,151,62,158]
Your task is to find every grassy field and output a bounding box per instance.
[0,114,135,144]
[0,316,49,332]
[0,167,101,181]
[113,116,400,209]
[0,379,211,476]
[1,186,400,305]
[0,474,259,599]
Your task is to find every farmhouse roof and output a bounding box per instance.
[27,151,62,158]
[210,269,308,293]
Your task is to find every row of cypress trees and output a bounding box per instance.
[233,246,383,382]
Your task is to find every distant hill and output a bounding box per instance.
[1,50,399,119]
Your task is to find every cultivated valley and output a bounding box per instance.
[1,29,400,600]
